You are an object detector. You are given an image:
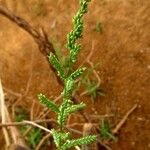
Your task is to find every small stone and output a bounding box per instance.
[140,49,144,53]
[137,117,144,121]
[147,65,150,69]
[131,141,135,146]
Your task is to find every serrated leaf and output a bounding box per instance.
[58,99,72,127]
[70,67,86,80]
[51,129,71,148]
[66,102,86,114]
[38,94,59,113]
[70,44,81,63]
[51,129,61,148]
[59,132,70,141]
[58,102,85,127]
[48,52,65,80]
[61,135,96,150]
[63,78,74,99]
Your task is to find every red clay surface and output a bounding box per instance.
[0,0,150,149]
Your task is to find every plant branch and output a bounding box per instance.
[0,5,90,122]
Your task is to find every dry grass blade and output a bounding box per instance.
[112,104,138,134]
[0,79,10,147]
[80,40,101,97]
[0,79,29,149]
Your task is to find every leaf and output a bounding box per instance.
[70,67,86,80]
[58,102,85,127]
[48,52,65,80]
[61,135,96,150]
[51,129,61,148]
[70,44,81,63]
[66,102,86,114]
[57,99,72,127]
[59,132,70,141]
[51,129,70,148]
[63,78,74,99]
[38,94,59,113]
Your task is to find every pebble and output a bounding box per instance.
[147,65,150,69]
[137,117,145,121]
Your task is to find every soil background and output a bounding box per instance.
[0,0,150,150]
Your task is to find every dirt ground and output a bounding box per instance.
[0,0,150,150]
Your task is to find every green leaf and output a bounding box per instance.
[38,94,59,113]
[57,99,72,127]
[61,135,96,150]
[70,44,81,63]
[48,52,65,80]
[59,132,70,141]
[51,129,61,148]
[58,102,85,127]
[66,102,86,114]
[51,129,70,148]
[63,78,74,99]
[70,67,86,80]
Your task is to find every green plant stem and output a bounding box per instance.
[38,0,96,149]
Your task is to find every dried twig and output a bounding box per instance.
[112,104,138,134]
[97,139,112,150]
[0,5,55,55]
[0,119,56,127]
[3,87,22,97]
[36,133,52,150]
[30,100,35,120]
[23,120,52,133]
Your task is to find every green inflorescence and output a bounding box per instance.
[67,0,91,64]
[38,0,96,149]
